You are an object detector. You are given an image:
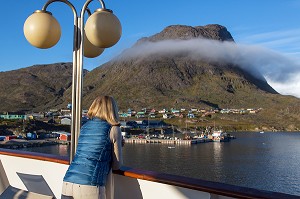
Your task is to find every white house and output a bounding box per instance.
[60,118,71,125]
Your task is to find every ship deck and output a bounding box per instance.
[0,148,299,199]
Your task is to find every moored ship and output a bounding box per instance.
[210,130,230,142]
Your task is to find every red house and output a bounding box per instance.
[5,135,17,141]
[59,133,71,141]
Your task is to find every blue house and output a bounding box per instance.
[0,112,27,120]
[26,132,37,140]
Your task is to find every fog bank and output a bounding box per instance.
[119,38,300,98]
[121,38,300,83]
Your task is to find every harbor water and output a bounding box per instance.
[17,132,300,196]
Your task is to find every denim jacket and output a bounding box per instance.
[63,118,112,186]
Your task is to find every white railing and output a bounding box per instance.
[0,149,298,199]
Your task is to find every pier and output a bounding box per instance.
[0,139,68,149]
[124,138,211,145]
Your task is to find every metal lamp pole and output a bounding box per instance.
[24,0,122,163]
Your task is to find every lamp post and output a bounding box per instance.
[24,0,122,163]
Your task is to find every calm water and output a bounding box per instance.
[18,132,300,196]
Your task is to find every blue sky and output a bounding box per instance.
[0,0,300,96]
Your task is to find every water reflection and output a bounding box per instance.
[122,132,300,196]
[58,145,69,157]
[16,132,300,196]
[212,142,223,181]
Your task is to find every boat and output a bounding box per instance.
[211,130,230,142]
[260,131,265,134]
[168,146,175,149]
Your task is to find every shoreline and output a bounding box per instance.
[1,131,299,149]
[0,139,70,149]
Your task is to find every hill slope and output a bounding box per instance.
[80,24,300,130]
[82,24,279,109]
[1,24,299,130]
[0,63,76,112]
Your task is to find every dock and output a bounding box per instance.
[0,139,69,149]
[124,138,212,145]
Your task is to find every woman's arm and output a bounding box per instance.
[110,126,123,170]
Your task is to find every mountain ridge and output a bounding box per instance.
[81,24,278,109]
[0,62,88,112]
[0,24,299,130]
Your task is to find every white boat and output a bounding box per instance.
[211,130,229,142]
[260,131,265,134]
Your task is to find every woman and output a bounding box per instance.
[62,96,123,199]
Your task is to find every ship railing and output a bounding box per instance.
[0,148,299,199]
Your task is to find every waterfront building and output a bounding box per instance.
[54,131,71,141]
[0,112,27,120]
[26,112,45,120]
[60,118,71,125]
[5,135,17,141]
[26,132,37,140]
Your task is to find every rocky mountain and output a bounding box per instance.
[0,63,87,112]
[81,24,279,109]
[136,24,234,43]
[1,24,299,130]
[79,24,300,130]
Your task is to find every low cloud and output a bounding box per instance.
[266,74,300,98]
[118,38,300,98]
[120,38,300,83]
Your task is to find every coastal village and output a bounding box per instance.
[0,106,262,148]
[0,106,262,121]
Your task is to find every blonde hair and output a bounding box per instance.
[87,96,120,126]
